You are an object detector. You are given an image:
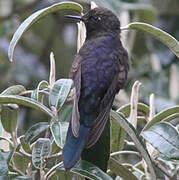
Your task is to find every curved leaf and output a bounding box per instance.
[49,79,73,110]
[32,138,51,169]
[58,103,73,122]
[122,22,179,57]
[31,80,48,103]
[0,151,9,180]
[141,122,179,159]
[1,104,19,133]
[8,2,83,62]
[24,122,50,143]
[50,121,69,149]
[0,95,54,118]
[111,119,126,152]
[111,111,156,179]
[117,102,150,117]
[1,85,26,95]
[109,157,138,180]
[71,160,113,180]
[13,152,30,174]
[143,106,179,131]
[19,136,31,154]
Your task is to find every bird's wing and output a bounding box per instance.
[69,55,82,137]
[85,50,129,148]
[84,76,117,148]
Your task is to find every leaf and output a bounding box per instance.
[8,1,83,62]
[49,52,56,87]
[13,152,30,174]
[50,121,69,149]
[0,151,9,180]
[71,160,113,180]
[1,85,26,95]
[24,122,49,143]
[122,22,179,58]
[111,119,126,152]
[108,157,138,180]
[110,111,156,179]
[117,102,150,117]
[32,138,51,169]
[49,79,73,110]
[31,80,48,103]
[141,122,179,159]
[129,81,141,128]
[1,104,19,133]
[50,140,61,155]
[19,136,32,154]
[58,103,73,122]
[0,95,54,118]
[143,106,179,131]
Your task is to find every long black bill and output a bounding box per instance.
[65,15,83,21]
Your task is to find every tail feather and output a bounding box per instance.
[62,124,90,170]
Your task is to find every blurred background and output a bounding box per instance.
[0,0,178,131]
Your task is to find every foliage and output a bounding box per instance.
[0,1,179,180]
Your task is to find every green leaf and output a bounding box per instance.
[19,136,32,154]
[8,1,83,62]
[0,95,54,118]
[141,122,179,159]
[31,80,48,103]
[71,160,113,180]
[13,152,30,174]
[143,106,179,131]
[49,79,73,110]
[124,22,179,58]
[111,111,156,179]
[50,140,61,155]
[24,122,49,143]
[58,103,73,122]
[1,104,19,133]
[108,157,138,180]
[111,119,126,152]
[117,102,149,117]
[50,121,69,149]
[0,151,9,180]
[1,85,26,95]
[32,138,51,169]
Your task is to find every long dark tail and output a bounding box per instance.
[62,124,90,170]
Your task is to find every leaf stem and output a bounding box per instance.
[153,159,172,178]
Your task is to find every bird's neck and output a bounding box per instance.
[86,31,120,41]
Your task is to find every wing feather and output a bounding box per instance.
[69,55,82,137]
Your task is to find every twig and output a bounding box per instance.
[110,150,140,157]
[153,159,172,178]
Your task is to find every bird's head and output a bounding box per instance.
[66,8,121,38]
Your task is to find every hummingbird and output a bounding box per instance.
[63,7,129,170]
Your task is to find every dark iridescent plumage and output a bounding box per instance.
[63,7,129,170]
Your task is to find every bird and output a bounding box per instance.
[62,7,129,170]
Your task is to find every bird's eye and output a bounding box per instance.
[90,15,101,22]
